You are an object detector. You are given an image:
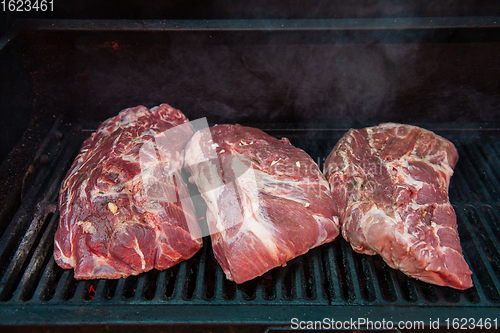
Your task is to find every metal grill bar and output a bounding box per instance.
[472,206,500,282]
[363,254,384,302]
[11,17,500,33]
[0,119,80,301]
[462,206,500,296]
[457,207,500,303]
[11,211,59,302]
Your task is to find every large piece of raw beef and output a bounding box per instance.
[54,104,202,279]
[324,123,472,289]
[184,124,340,284]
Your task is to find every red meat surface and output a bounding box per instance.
[185,124,340,283]
[324,123,472,289]
[54,104,202,279]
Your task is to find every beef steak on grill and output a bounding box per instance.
[324,123,473,289]
[54,104,202,279]
[184,124,340,284]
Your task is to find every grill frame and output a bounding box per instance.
[0,117,500,327]
[1,17,500,329]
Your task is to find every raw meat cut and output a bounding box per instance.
[324,123,472,289]
[54,104,202,279]
[184,124,340,284]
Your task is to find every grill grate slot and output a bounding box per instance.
[0,117,63,240]
[457,207,500,303]
[152,270,166,301]
[39,259,65,302]
[163,264,180,299]
[461,144,500,201]
[454,145,487,202]
[371,256,397,302]
[202,241,217,300]
[222,273,236,300]
[62,272,79,301]
[183,247,202,300]
[293,258,303,300]
[477,142,500,190]
[491,139,500,157]
[310,249,326,301]
[352,252,376,302]
[122,275,139,299]
[344,239,372,302]
[319,245,336,301]
[441,287,460,303]
[101,278,119,301]
[449,163,475,203]
[238,279,256,301]
[362,254,385,302]
[387,267,405,302]
[261,270,275,300]
[335,240,356,301]
[72,277,90,302]
[300,255,314,300]
[143,269,159,300]
[92,278,106,301]
[281,263,295,300]
[112,276,127,300]
[394,270,418,303]
[485,205,500,244]
[463,283,481,304]
[0,141,76,253]
[13,211,59,302]
[0,208,55,302]
[0,119,89,304]
[83,280,98,301]
[131,274,148,301]
[466,206,500,283]
[417,282,439,303]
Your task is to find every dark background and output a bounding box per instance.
[1,0,500,22]
[1,1,500,164]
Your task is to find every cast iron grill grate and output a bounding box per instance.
[0,117,499,324]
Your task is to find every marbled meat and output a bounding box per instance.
[54,104,202,279]
[324,123,472,289]
[184,124,340,284]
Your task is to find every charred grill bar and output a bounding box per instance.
[0,15,500,330]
